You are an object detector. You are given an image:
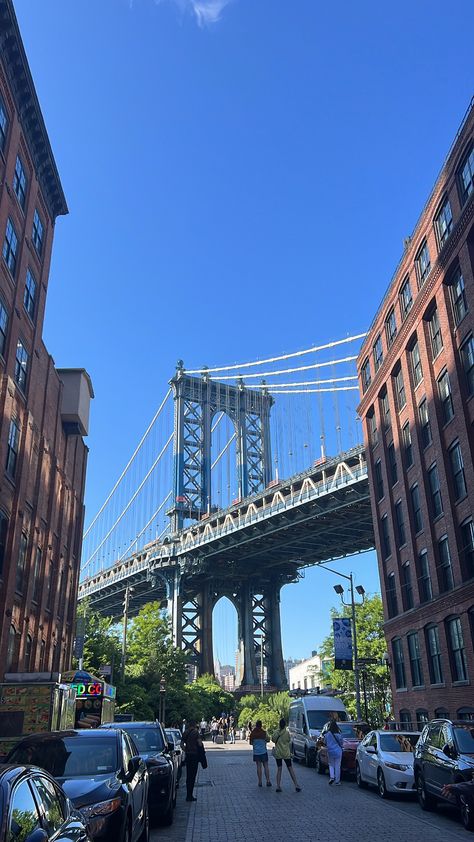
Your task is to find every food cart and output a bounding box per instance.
[61,669,116,728]
[0,672,76,756]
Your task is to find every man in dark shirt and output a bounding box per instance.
[182,719,201,801]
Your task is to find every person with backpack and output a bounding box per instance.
[249,720,272,788]
[272,718,301,793]
[324,719,344,785]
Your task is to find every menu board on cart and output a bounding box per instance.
[0,684,52,733]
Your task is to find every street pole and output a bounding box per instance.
[349,574,363,721]
[260,640,264,699]
[121,586,132,682]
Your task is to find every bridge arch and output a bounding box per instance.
[212,595,239,686]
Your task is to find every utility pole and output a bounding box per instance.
[121,586,133,682]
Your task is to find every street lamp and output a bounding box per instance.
[255,634,265,699]
[322,568,364,720]
[159,677,166,725]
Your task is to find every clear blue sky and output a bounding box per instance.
[15,0,474,663]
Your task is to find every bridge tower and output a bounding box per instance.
[168,364,273,532]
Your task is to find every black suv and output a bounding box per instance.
[100,722,177,826]
[414,719,474,816]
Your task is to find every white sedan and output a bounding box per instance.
[356,730,420,797]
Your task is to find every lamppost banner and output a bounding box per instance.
[333,617,353,670]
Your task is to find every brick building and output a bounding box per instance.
[357,99,474,727]
[0,1,93,677]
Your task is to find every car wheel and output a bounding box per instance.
[416,773,437,811]
[138,807,149,842]
[377,769,389,799]
[356,762,367,788]
[460,795,474,831]
[316,753,325,775]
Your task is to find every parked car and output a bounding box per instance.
[7,730,149,842]
[316,721,370,778]
[100,722,177,825]
[414,719,474,820]
[0,763,92,842]
[289,694,348,767]
[441,779,474,832]
[165,729,184,779]
[356,730,420,797]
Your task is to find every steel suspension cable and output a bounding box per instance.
[208,355,358,380]
[118,490,173,561]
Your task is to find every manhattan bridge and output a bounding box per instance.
[79,333,375,690]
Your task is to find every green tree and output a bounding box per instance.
[314,594,391,724]
[74,600,121,678]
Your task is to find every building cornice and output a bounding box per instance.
[358,193,474,415]
[0,0,67,220]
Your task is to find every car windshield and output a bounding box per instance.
[307,711,348,729]
[379,734,418,752]
[123,728,164,754]
[454,726,474,754]
[339,724,368,739]
[9,737,118,777]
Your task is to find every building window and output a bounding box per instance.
[23,269,37,321]
[392,638,406,688]
[460,520,474,581]
[380,514,391,560]
[399,277,413,321]
[446,616,468,682]
[385,309,397,348]
[0,94,8,151]
[14,339,29,392]
[386,572,398,618]
[418,549,433,603]
[449,441,467,501]
[32,546,42,603]
[438,535,454,593]
[3,217,18,277]
[408,632,424,686]
[394,366,406,411]
[435,707,449,719]
[6,624,20,672]
[24,634,32,671]
[399,710,412,728]
[45,560,54,609]
[410,484,423,534]
[457,707,474,721]
[458,145,474,205]
[428,307,443,359]
[15,531,27,593]
[460,334,474,397]
[387,442,397,485]
[0,510,8,577]
[32,209,44,256]
[428,463,443,518]
[426,625,443,685]
[374,459,384,502]
[368,409,378,447]
[0,299,8,358]
[13,155,27,210]
[402,422,413,468]
[418,398,432,448]
[435,197,453,247]
[401,562,413,610]
[6,417,20,477]
[448,267,468,326]
[438,370,454,424]
[39,639,46,671]
[410,340,423,387]
[380,389,391,431]
[416,710,429,729]
[361,357,371,393]
[373,335,383,372]
[416,241,431,287]
[395,501,406,548]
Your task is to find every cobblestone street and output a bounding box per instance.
[152,742,470,842]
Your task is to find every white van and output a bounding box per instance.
[288,694,348,766]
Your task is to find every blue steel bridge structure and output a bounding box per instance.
[78,335,375,690]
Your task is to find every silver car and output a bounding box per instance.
[356,730,420,797]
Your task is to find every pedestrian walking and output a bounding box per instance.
[229,716,235,744]
[182,719,203,801]
[249,720,272,788]
[324,719,344,785]
[222,717,228,743]
[211,717,218,743]
[272,718,301,793]
[200,717,207,739]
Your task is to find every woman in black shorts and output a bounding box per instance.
[272,717,302,793]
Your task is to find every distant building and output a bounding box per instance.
[357,99,474,727]
[283,657,302,682]
[289,653,323,691]
[0,0,92,677]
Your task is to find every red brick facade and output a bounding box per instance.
[0,1,91,677]
[358,99,474,727]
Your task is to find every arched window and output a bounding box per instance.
[457,707,474,721]
[24,634,32,671]
[399,709,412,729]
[416,709,429,729]
[38,639,46,672]
[434,707,449,719]
[6,624,20,671]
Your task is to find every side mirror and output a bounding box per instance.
[126,755,141,780]
[366,745,376,754]
[25,830,49,842]
[167,741,175,754]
